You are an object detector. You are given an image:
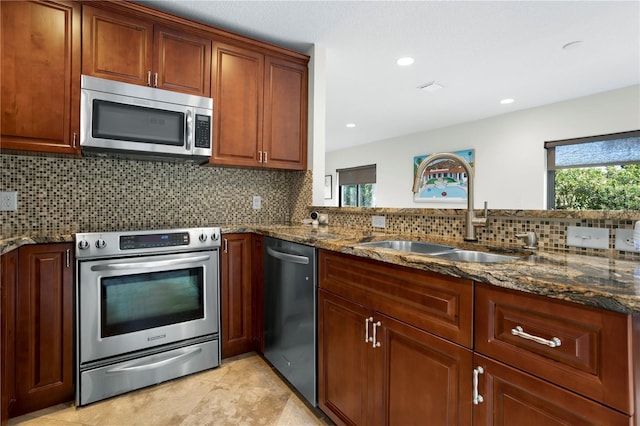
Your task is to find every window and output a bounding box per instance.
[545,130,640,210]
[337,164,376,207]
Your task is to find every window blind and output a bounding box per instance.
[337,164,377,185]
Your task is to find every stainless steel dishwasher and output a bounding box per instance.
[263,237,317,406]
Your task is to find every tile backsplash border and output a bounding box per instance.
[311,206,640,260]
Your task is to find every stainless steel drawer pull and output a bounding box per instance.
[511,326,562,348]
[372,320,381,348]
[365,317,372,343]
[473,366,484,405]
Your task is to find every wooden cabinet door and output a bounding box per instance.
[14,244,73,416]
[1,250,19,423]
[82,4,153,86]
[153,25,211,96]
[473,354,631,426]
[374,313,473,426]
[262,56,307,170]
[221,234,253,358]
[210,43,264,167]
[1,0,80,155]
[318,290,373,426]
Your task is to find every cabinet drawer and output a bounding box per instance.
[475,283,634,415]
[318,250,473,348]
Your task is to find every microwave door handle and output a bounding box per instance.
[185,110,193,151]
[90,254,211,271]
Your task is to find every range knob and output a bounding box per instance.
[78,239,90,250]
[95,239,107,249]
[199,233,208,242]
[211,230,220,241]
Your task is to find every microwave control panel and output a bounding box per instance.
[195,114,211,148]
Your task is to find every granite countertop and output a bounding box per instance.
[3,225,640,315]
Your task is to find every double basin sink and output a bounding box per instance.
[358,240,519,263]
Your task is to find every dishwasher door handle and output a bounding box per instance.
[266,247,310,264]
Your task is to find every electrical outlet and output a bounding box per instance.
[0,191,17,211]
[252,195,261,210]
[372,215,386,228]
[615,229,639,253]
[566,226,609,249]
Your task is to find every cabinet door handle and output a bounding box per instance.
[258,151,263,163]
[365,317,373,343]
[66,249,71,268]
[223,238,228,253]
[511,326,562,348]
[72,132,77,148]
[147,71,152,86]
[154,72,158,88]
[473,366,484,405]
[264,151,268,163]
[372,320,381,348]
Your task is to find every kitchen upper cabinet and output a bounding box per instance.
[1,244,74,418]
[220,234,254,358]
[82,5,211,97]
[210,43,308,170]
[262,56,308,170]
[211,43,264,168]
[0,0,81,155]
[318,250,474,426]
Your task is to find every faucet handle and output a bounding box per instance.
[515,231,538,249]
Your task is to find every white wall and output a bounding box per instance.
[324,85,640,209]
[307,44,328,206]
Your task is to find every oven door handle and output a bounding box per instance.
[90,255,211,271]
[105,347,202,373]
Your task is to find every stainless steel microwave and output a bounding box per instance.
[80,75,212,163]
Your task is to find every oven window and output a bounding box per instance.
[101,268,204,338]
[93,100,185,146]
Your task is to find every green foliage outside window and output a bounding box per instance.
[554,164,640,210]
[341,184,375,207]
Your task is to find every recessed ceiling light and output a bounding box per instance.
[418,81,444,92]
[500,98,515,105]
[346,123,356,128]
[562,40,584,50]
[396,57,414,66]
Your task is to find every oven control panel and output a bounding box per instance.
[120,232,189,250]
[75,227,221,258]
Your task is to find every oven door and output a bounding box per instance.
[77,250,218,364]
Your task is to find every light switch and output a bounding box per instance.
[615,228,639,253]
[566,226,609,249]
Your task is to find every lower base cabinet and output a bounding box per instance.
[318,290,473,426]
[473,354,631,426]
[1,244,74,419]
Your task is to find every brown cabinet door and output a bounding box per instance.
[221,234,253,358]
[318,290,373,426]
[262,56,307,170]
[374,313,473,426]
[473,354,631,426]
[210,43,264,167]
[1,250,19,423]
[14,244,73,416]
[153,25,211,96]
[1,0,80,155]
[82,5,153,86]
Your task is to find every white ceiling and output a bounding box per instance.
[139,1,640,152]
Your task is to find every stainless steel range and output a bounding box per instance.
[75,228,221,406]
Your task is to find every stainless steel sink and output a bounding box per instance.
[358,240,518,263]
[429,249,517,263]
[358,240,455,254]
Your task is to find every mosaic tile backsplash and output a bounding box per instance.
[1,154,312,237]
[311,207,640,260]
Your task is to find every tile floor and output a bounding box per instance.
[8,353,332,426]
